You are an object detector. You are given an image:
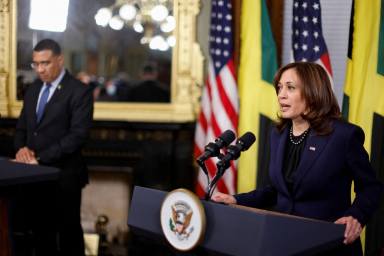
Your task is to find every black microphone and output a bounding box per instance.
[216,132,256,169]
[207,132,256,198]
[197,130,236,164]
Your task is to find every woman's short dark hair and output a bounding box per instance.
[33,39,61,56]
[273,62,341,135]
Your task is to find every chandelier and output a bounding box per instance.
[94,0,175,51]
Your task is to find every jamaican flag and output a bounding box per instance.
[343,0,384,254]
[237,0,278,192]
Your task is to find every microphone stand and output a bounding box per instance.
[196,158,211,199]
[205,156,228,200]
[196,159,209,179]
[197,153,228,200]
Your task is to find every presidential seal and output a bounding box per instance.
[160,188,206,251]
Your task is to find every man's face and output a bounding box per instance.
[32,50,63,83]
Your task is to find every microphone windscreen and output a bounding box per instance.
[237,132,256,151]
[217,130,236,147]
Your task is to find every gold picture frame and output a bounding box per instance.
[0,0,204,122]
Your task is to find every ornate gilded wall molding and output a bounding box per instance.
[0,0,11,116]
[172,0,204,119]
[0,0,9,13]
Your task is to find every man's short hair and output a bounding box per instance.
[33,39,61,55]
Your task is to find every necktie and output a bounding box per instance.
[36,84,51,123]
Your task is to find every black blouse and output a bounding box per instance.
[283,128,309,193]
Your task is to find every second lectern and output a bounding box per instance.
[0,159,60,256]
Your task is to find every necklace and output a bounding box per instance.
[289,126,309,145]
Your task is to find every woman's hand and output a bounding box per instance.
[211,192,237,205]
[335,216,363,244]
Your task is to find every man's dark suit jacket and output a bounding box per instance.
[235,119,383,255]
[14,71,93,188]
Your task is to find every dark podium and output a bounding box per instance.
[0,160,59,187]
[0,159,60,256]
[128,186,345,256]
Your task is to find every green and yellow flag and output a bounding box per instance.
[237,0,278,192]
[343,0,384,149]
[343,0,384,254]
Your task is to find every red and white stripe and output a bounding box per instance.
[194,57,239,197]
[317,53,334,88]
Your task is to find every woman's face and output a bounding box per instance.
[277,68,307,122]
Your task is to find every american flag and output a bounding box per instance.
[194,0,239,197]
[292,0,333,76]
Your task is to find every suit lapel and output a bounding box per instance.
[272,127,290,196]
[38,72,68,125]
[32,83,43,125]
[46,82,63,107]
[293,129,330,193]
[46,71,68,107]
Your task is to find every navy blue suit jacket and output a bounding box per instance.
[14,71,94,188]
[235,120,383,254]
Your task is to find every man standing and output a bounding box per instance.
[14,39,93,255]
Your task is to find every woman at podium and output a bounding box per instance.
[212,62,383,255]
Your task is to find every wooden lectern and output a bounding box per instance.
[0,160,59,256]
[128,186,345,256]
